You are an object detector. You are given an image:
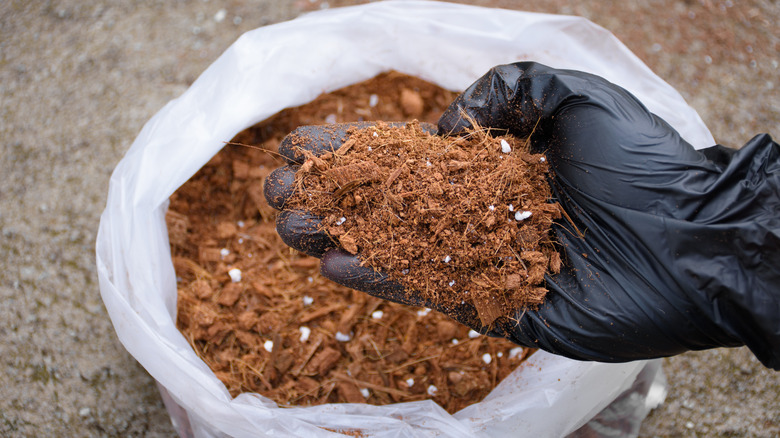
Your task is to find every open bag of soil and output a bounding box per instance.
[96,2,718,437]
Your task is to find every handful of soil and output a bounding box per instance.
[171,72,536,415]
[287,121,562,327]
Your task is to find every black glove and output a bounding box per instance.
[265,62,780,369]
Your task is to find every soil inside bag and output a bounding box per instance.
[169,73,540,414]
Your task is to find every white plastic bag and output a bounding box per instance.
[97,2,709,437]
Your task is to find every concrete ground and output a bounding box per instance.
[1,0,777,436]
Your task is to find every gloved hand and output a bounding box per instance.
[265,62,780,369]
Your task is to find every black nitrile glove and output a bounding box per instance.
[265,62,780,369]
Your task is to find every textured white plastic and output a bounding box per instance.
[97,2,709,437]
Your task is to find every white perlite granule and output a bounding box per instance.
[228,268,241,282]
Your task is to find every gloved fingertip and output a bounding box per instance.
[278,126,317,164]
[275,210,334,258]
[321,249,410,299]
[263,165,297,210]
[320,249,383,287]
[437,104,476,137]
[279,122,378,163]
[418,122,438,135]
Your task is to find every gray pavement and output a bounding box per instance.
[1,1,777,436]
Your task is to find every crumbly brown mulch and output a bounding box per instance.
[286,121,561,327]
[169,72,535,414]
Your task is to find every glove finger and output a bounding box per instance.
[437,65,520,137]
[438,62,639,140]
[437,98,479,137]
[278,122,378,164]
[278,122,437,164]
[263,165,297,210]
[275,210,335,258]
[319,249,428,308]
[320,249,488,333]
